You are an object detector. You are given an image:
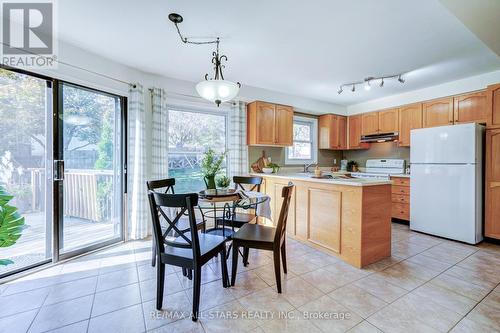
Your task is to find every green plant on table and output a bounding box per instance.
[0,185,26,266]
[201,148,226,189]
[216,175,231,189]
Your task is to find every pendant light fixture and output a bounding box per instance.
[169,13,240,106]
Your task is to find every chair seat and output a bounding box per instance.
[232,223,276,243]
[205,227,236,238]
[216,212,257,229]
[164,232,226,259]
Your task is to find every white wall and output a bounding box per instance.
[347,70,500,114]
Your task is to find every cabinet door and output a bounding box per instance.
[273,181,296,235]
[347,115,369,149]
[330,115,340,148]
[275,105,293,146]
[255,102,276,145]
[361,112,379,135]
[319,115,333,149]
[485,129,500,239]
[398,103,422,147]
[337,116,347,149]
[423,98,453,128]
[454,91,488,124]
[308,187,341,253]
[378,109,399,133]
[487,84,500,129]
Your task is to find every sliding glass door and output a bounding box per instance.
[0,68,52,277]
[57,82,124,257]
[0,66,126,277]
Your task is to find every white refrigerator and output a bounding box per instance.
[410,123,484,244]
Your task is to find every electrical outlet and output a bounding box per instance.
[333,159,337,165]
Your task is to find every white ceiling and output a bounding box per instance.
[58,0,500,106]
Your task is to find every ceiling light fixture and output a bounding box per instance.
[337,73,406,94]
[169,13,240,106]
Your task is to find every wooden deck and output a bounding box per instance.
[1,212,118,276]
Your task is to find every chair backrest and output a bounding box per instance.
[274,184,294,244]
[147,191,201,260]
[233,176,263,192]
[147,178,176,194]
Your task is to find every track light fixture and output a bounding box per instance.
[337,73,406,95]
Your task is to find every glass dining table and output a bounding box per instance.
[197,188,270,238]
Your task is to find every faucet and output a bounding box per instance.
[304,163,316,173]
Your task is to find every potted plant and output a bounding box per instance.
[216,175,231,189]
[201,148,226,189]
[0,185,26,266]
[347,160,359,172]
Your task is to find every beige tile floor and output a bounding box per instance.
[1,223,499,333]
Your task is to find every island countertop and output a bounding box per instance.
[254,172,392,268]
[250,172,393,186]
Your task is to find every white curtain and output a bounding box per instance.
[151,87,168,180]
[127,83,149,240]
[228,100,249,178]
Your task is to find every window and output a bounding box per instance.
[285,116,318,165]
[167,108,227,193]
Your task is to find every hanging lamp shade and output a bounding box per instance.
[195,79,240,106]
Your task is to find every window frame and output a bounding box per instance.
[165,103,230,190]
[285,115,318,165]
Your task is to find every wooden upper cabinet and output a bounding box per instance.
[247,101,293,146]
[361,112,379,135]
[423,97,453,128]
[319,114,347,150]
[275,105,293,146]
[347,115,369,150]
[398,103,423,147]
[487,83,500,129]
[378,108,399,133]
[485,129,500,239]
[453,90,488,125]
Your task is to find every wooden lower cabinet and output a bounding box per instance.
[391,176,410,221]
[262,175,391,268]
[485,129,500,239]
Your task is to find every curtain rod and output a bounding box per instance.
[1,41,133,87]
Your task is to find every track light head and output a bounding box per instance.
[351,84,355,92]
[168,13,183,24]
[398,75,405,83]
[337,87,343,94]
[380,79,384,87]
[364,80,371,91]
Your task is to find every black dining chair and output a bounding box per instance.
[231,184,293,293]
[148,191,229,321]
[147,178,205,267]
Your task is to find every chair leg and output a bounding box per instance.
[182,268,187,277]
[281,244,287,274]
[151,240,156,267]
[273,249,282,293]
[231,244,239,286]
[243,247,249,267]
[156,258,165,310]
[187,269,193,280]
[192,266,202,321]
[221,246,229,288]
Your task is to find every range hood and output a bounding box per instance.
[360,132,399,143]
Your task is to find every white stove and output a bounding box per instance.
[350,159,406,180]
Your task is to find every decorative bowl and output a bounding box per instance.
[262,167,273,174]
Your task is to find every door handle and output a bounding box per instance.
[54,160,65,181]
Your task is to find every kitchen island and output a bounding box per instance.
[253,172,392,268]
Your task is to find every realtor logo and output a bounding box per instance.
[1,0,57,68]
